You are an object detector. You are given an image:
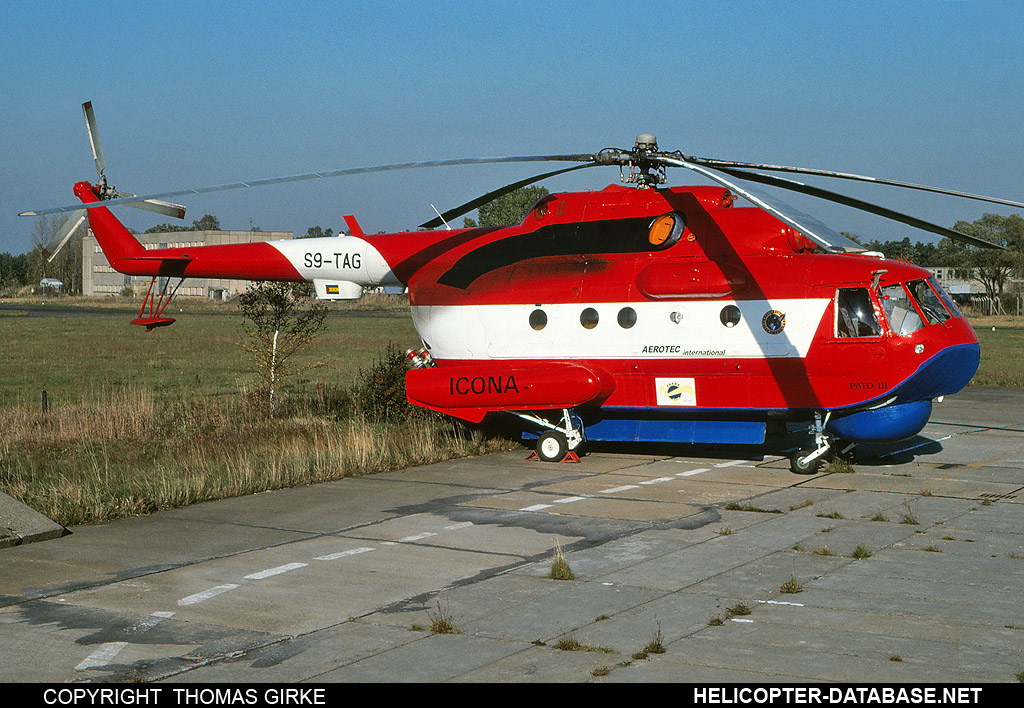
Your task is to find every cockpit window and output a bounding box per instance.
[926,276,962,318]
[836,288,882,338]
[879,283,924,335]
[907,278,952,324]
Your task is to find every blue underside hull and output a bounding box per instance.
[521,343,980,446]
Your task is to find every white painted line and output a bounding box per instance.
[881,435,953,458]
[521,503,552,512]
[714,460,747,468]
[554,496,587,504]
[128,611,175,634]
[244,563,308,580]
[600,485,638,494]
[444,522,474,530]
[640,477,675,485]
[76,642,128,671]
[730,618,754,623]
[314,547,374,561]
[758,600,804,607]
[178,584,240,606]
[677,468,710,477]
[397,532,437,543]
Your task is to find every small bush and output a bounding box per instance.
[780,577,803,594]
[352,343,417,422]
[426,598,460,635]
[549,543,575,580]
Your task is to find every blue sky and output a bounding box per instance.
[2,1,1022,254]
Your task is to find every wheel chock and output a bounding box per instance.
[525,450,581,463]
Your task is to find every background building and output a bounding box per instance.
[82,229,292,299]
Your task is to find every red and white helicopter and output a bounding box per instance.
[23,103,1024,473]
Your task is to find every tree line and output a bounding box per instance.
[845,212,1024,302]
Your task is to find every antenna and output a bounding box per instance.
[430,204,452,231]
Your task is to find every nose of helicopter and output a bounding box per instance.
[895,340,981,402]
[826,340,981,444]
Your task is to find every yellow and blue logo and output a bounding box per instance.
[655,377,696,406]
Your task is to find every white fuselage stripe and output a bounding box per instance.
[411,299,830,361]
[268,236,401,287]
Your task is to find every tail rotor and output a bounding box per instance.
[40,101,188,263]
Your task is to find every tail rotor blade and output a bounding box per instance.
[43,209,87,262]
[82,101,106,178]
[113,192,188,220]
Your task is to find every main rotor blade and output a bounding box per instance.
[686,156,1024,211]
[43,209,87,262]
[20,154,595,218]
[82,101,106,178]
[418,163,596,229]
[658,156,847,251]
[711,166,1004,250]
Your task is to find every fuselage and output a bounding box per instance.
[75,180,980,445]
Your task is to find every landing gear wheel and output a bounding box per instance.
[536,430,569,462]
[790,448,823,475]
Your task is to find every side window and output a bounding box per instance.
[879,284,924,336]
[836,288,881,338]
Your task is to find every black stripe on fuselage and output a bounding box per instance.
[437,215,665,289]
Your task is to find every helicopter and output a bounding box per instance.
[21,103,1024,473]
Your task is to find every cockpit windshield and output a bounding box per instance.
[879,283,925,335]
[908,279,952,324]
[877,277,960,336]
[925,276,963,318]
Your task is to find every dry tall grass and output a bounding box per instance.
[0,384,513,527]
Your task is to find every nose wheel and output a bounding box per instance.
[790,446,827,474]
[789,412,855,474]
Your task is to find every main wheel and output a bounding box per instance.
[536,430,569,462]
[790,448,823,475]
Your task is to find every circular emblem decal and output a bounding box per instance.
[762,310,786,335]
[665,382,683,401]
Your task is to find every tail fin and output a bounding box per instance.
[74,181,146,272]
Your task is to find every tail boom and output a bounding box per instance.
[75,180,304,281]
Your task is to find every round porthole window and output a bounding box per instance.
[720,305,741,328]
[617,306,637,329]
[529,309,547,330]
[580,307,599,329]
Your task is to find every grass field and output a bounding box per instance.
[1,300,1020,527]
[0,300,516,526]
[0,304,420,408]
[968,316,1024,387]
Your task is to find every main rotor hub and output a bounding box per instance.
[621,132,666,188]
[634,133,658,153]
